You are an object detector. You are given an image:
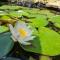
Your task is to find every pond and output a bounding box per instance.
[0,4,60,60]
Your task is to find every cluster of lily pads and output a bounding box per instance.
[0,5,60,60]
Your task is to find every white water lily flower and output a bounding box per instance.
[8,21,35,45]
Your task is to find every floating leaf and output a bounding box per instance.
[9,11,29,18]
[49,15,60,28]
[22,27,60,56]
[54,23,60,28]
[0,5,20,10]
[21,36,41,55]
[1,15,12,21]
[39,9,55,18]
[0,26,8,33]
[0,32,14,59]
[0,11,7,16]
[0,15,16,23]
[29,15,48,27]
[38,27,60,56]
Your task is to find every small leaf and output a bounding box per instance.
[29,15,48,27]
[1,15,12,21]
[0,11,7,16]
[54,23,60,28]
[0,26,8,33]
[0,15,16,23]
[9,11,29,18]
[0,5,20,10]
[49,15,60,28]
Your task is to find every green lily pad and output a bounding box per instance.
[39,9,55,18]
[1,15,11,20]
[38,27,60,56]
[0,5,20,10]
[49,15,60,28]
[0,32,14,59]
[0,15,16,23]
[22,27,60,56]
[0,11,7,16]
[9,11,29,18]
[0,26,8,33]
[21,36,41,55]
[29,15,48,27]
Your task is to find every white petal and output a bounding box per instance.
[11,36,17,42]
[24,36,35,42]
[8,24,16,36]
[20,41,31,45]
[8,24,19,39]
[15,21,27,30]
[16,37,31,45]
[26,29,33,36]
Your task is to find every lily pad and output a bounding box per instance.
[0,32,14,59]
[22,27,60,56]
[21,36,41,55]
[49,15,60,28]
[0,26,8,33]
[1,15,12,21]
[38,27,60,56]
[0,15,16,23]
[0,11,7,16]
[0,5,20,10]
[29,15,48,27]
[9,11,29,18]
[39,9,55,18]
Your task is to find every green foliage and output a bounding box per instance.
[9,11,29,17]
[22,27,60,56]
[0,11,7,16]
[0,15,17,23]
[0,32,14,59]
[49,15,60,28]
[0,26,8,33]
[29,15,48,27]
[38,27,60,56]
[0,5,20,10]
[39,9,55,18]
[22,38,41,54]
[1,15,12,21]
[0,5,60,57]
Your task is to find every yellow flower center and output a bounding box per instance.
[18,28,27,38]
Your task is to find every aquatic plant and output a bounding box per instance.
[0,5,60,60]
